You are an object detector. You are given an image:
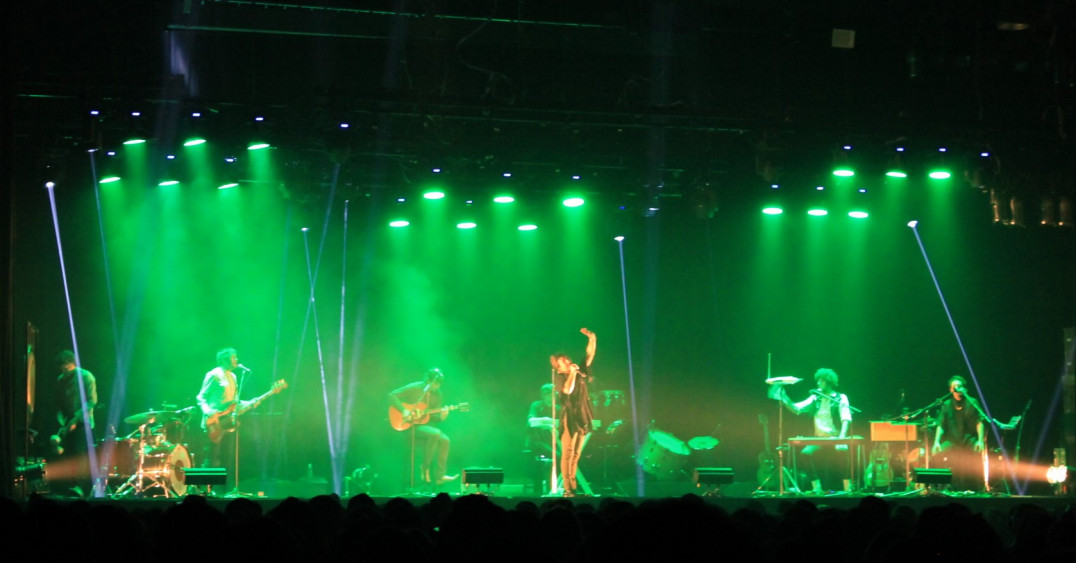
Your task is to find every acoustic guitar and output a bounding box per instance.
[389,402,470,431]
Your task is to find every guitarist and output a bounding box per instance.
[51,350,97,496]
[388,368,457,486]
[196,348,252,482]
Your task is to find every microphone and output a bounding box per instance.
[954,384,968,395]
[237,364,252,373]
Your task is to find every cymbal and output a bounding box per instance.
[123,409,180,425]
[687,436,720,450]
[765,376,802,385]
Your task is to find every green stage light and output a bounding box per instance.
[123,138,146,145]
[928,170,952,180]
[457,222,477,229]
[158,180,180,186]
[389,220,410,228]
[424,191,446,200]
[563,197,585,207]
[886,170,908,178]
[832,168,855,177]
[99,176,122,184]
[807,208,829,216]
[493,195,515,203]
[518,224,538,231]
[848,211,869,219]
[247,142,271,150]
[217,182,239,190]
[762,207,784,215]
[183,138,207,147]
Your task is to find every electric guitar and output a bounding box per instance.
[50,414,80,456]
[757,413,778,488]
[205,379,288,443]
[389,402,470,431]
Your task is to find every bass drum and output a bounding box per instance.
[143,444,192,496]
[637,430,691,479]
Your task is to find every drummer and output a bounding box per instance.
[776,368,852,494]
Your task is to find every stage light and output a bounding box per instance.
[614,235,625,241]
[255,116,265,122]
[832,145,855,177]
[183,138,206,147]
[45,181,55,189]
[907,220,918,228]
[247,142,271,150]
[224,156,238,163]
[493,195,515,203]
[886,147,909,178]
[807,208,829,216]
[502,172,512,178]
[762,207,784,215]
[432,168,442,173]
[563,197,585,207]
[456,222,477,229]
[424,191,446,200]
[217,182,239,190]
[123,138,146,145]
[389,220,410,228]
[99,176,121,184]
[848,210,869,219]
[518,224,538,231]
[158,180,180,187]
[928,147,952,179]
[191,112,202,118]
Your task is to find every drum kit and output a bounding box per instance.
[99,405,196,498]
[637,428,720,479]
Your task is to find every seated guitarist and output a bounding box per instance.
[196,348,250,484]
[388,368,457,486]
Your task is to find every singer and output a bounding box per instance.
[549,327,597,497]
[932,375,986,491]
[777,368,852,494]
[196,347,252,490]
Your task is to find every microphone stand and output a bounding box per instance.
[548,368,559,496]
[226,367,250,498]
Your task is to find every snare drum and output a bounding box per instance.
[637,430,691,478]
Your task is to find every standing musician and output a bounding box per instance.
[50,350,97,497]
[389,368,457,486]
[549,327,597,497]
[777,368,852,494]
[931,375,986,491]
[196,348,249,485]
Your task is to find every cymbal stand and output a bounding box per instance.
[113,423,172,497]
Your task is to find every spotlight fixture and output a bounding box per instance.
[832,145,855,177]
[563,197,585,207]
